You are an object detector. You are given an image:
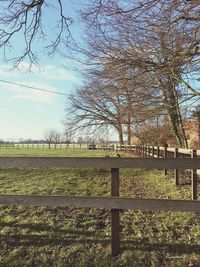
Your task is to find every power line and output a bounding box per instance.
[0,79,71,97]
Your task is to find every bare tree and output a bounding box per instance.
[52,130,61,149]
[44,129,55,149]
[133,120,176,146]
[77,0,200,147]
[65,78,128,145]
[63,132,73,144]
[65,65,161,145]
[0,0,73,68]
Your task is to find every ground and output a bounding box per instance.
[0,148,200,266]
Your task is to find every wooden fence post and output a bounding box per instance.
[111,168,120,256]
[145,145,147,158]
[191,149,197,200]
[157,146,160,158]
[164,145,168,175]
[174,148,179,186]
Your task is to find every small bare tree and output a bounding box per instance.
[44,129,55,149]
[63,132,73,144]
[52,130,61,149]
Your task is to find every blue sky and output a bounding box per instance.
[0,61,81,140]
[0,1,84,141]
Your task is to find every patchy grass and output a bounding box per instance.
[0,150,200,266]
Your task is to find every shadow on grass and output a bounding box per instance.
[0,235,110,247]
[121,240,200,254]
[0,221,106,236]
[1,231,200,255]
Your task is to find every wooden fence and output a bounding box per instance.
[0,143,87,150]
[0,143,117,150]
[0,157,200,256]
[117,145,200,200]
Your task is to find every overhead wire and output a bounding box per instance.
[0,79,71,97]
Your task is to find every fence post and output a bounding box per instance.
[174,148,179,186]
[145,145,147,158]
[111,168,120,256]
[157,146,160,158]
[191,149,197,200]
[164,145,168,175]
[148,145,150,158]
[152,146,154,158]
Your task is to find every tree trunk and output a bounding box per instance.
[127,123,131,145]
[127,95,132,146]
[117,124,124,145]
[167,106,188,148]
[198,116,200,147]
[119,131,124,146]
[159,79,188,148]
[158,36,188,148]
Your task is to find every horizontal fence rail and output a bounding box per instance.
[0,157,200,169]
[1,195,200,212]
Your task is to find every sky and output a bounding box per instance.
[0,62,81,141]
[0,1,85,141]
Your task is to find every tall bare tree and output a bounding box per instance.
[77,0,200,147]
[65,79,126,145]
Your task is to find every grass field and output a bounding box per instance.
[0,149,200,266]
[0,147,117,157]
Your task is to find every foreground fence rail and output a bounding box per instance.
[0,157,200,256]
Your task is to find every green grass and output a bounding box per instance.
[0,149,200,266]
[0,147,117,157]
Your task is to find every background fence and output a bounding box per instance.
[0,143,116,150]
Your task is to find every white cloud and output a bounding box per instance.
[0,62,78,82]
[42,64,77,81]
[0,61,78,105]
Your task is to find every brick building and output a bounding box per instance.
[184,118,200,149]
